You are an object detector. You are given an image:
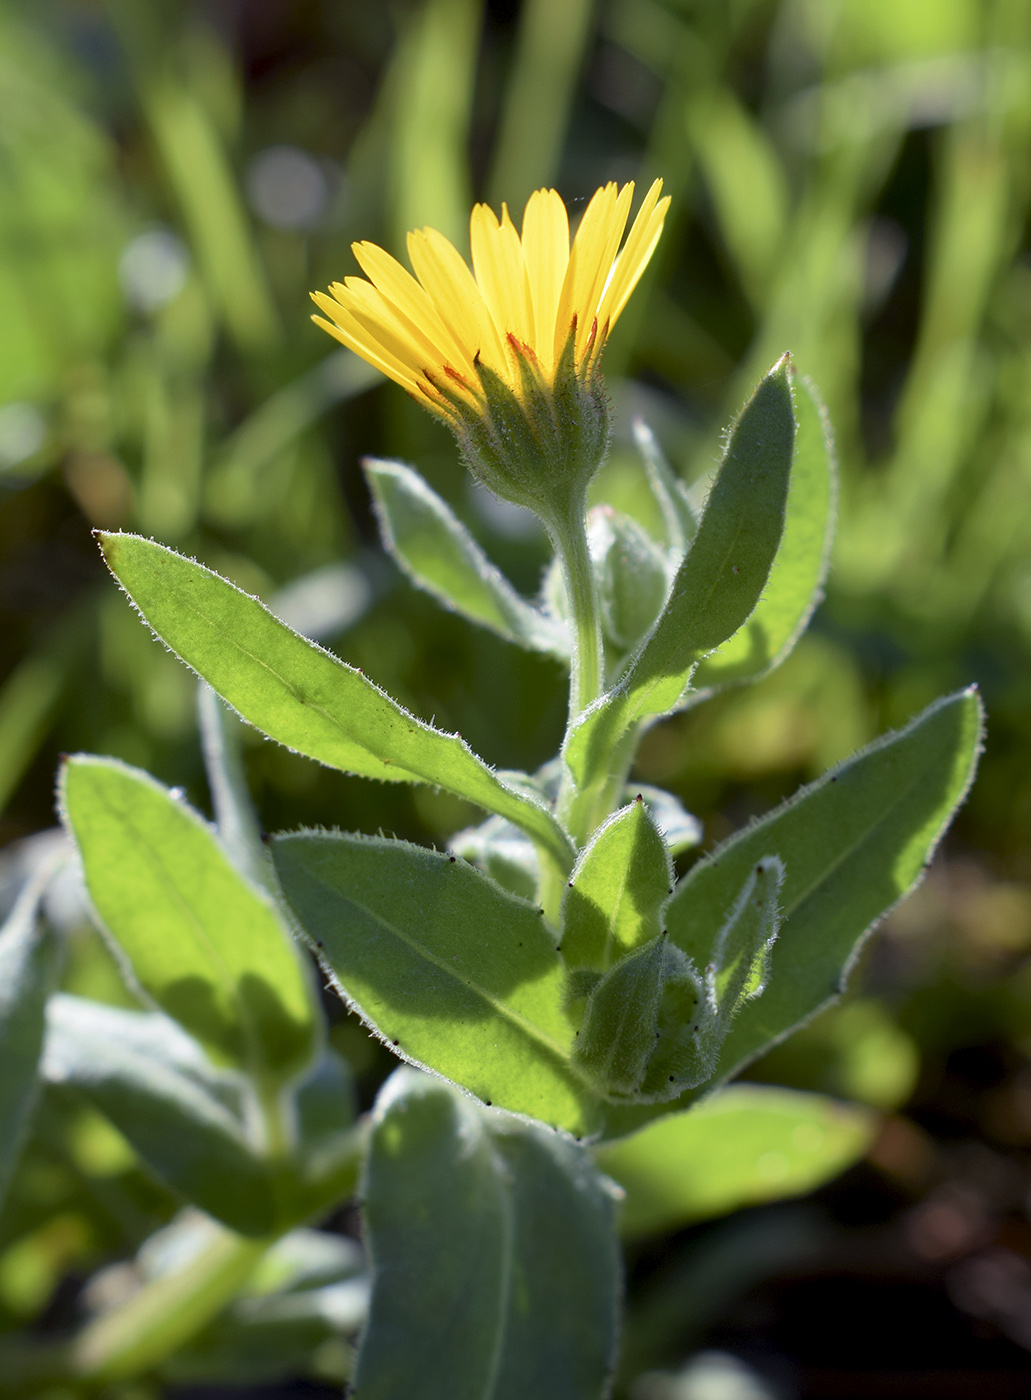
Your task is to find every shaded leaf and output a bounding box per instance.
[0,862,60,1207]
[355,1069,620,1400]
[564,359,796,835]
[692,375,835,694]
[596,1084,874,1237]
[365,457,568,656]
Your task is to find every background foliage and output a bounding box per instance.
[3,0,1031,1392]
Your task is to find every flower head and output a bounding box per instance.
[312,179,669,521]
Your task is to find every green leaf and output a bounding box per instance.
[575,935,701,1102]
[630,785,702,855]
[44,997,362,1237]
[272,831,602,1135]
[355,1069,620,1400]
[692,375,835,694]
[60,755,318,1088]
[0,862,59,1207]
[602,688,983,1140]
[364,457,568,657]
[564,358,796,833]
[97,533,574,880]
[43,994,280,1235]
[595,1084,874,1238]
[632,416,697,551]
[643,858,784,1101]
[591,505,670,657]
[561,798,672,971]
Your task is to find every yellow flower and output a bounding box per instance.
[312,179,668,421]
[311,180,669,521]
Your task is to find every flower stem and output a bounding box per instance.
[551,494,603,723]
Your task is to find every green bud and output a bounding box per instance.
[574,934,702,1101]
[588,505,670,655]
[434,329,610,532]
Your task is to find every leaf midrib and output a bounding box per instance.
[138,547,570,865]
[302,860,595,1090]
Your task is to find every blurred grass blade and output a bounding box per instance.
[60,755,319,1090]
[488,0,595,208]
[0,652,67,818]
[0,858,61,1208]
[143,72,280,353]
[272,830,600,1135]
[687,86,788,309]
[204,351,381,528]
[356,1069,619,1399]
[389,0,481,249]
[98,533,575,878]
[197,683,271,892]
[596,1084,874,1238]
[365,457,569,657]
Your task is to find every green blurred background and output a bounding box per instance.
[4,0,1031,1392]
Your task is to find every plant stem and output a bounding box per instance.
[550,493,603,723]
[73,1223,270,1381]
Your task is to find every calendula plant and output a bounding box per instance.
[0,181,982,1397]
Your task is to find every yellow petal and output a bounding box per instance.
[337,277,455,381]
[555,182,634,362]
[596,180,670,331]
[406,226,507,373]
[521,189,570,372]
[470,202,535,369]
[351,241,475,377]
[310,294,420,394]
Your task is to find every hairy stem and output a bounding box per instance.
[550,494,603,724]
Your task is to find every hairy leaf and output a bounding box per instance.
[272,831,602,1135]
[60,756,318,1088]
[98,533,574,878]
[596,1084,873,1237]
[365,457,568,656]
[356,1069,620,1400]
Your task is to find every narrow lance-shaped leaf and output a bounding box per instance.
[632,416,697,551]
[601,688,983,1141]
[356,1069,620,1400]
[98,533,574,880]
[643,857,783,1100]
[45,996,362,1237]
[60,755,318,1089]
[44,994,280,1236]
[595,1084,874,1238]
[0,861,60,1208]
[564,358,796,833]
[561,797,672,971]
[364,457,569,657]
[692,374,835,695]
[272,830,602,1136]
